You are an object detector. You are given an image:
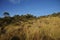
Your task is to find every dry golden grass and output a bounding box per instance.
[0,16,60,40]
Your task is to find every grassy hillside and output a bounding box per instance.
[0,12,60,40]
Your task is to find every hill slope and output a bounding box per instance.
[0,13,60,40]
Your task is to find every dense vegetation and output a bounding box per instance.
[0,12,36,27]
[0,12,60,40]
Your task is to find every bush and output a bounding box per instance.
[11,36,20,40]
[1,27,6,34]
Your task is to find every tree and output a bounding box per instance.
[12,15,20,22]
[3,12,12,26]
[3,12,10,17]
[25,14,36,19]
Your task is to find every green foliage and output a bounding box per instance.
[0,12,60,27]
[3,12,10,17]
[25,14,36,19]
[0,12,37,27]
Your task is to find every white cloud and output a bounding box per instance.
[9,0,21,4]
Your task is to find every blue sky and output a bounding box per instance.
[0,0,60,17]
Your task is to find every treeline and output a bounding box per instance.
[38,12,60,18]
[0,12,60,27]
[0,12,37,27]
